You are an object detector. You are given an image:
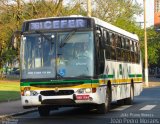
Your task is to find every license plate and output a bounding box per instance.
[76,95,89,100]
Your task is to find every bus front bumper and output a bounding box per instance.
[21,87,106,107]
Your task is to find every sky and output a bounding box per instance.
[136,0,154,27]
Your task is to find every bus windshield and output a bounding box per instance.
[20,31,94,80]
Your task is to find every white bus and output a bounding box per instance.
[14,15,143,116]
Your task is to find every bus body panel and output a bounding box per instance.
[21,85,107,106]
[19,15,143,110]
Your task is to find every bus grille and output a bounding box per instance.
[40,90,74,96]
[41,99,75,105]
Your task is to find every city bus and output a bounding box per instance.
[13,15,143,116]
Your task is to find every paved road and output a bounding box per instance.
[2,87,160,124]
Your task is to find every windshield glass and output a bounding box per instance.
[20,31,94,79]
[21,33,56,79]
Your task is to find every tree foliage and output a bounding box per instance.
[146,27,160,66]
[0,0,159,75]
[0,0,81,72]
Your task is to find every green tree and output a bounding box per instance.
[146,27,160,66]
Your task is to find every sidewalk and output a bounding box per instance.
[147,77,160,87]
[0,100,36,118]
[0,100,23,116]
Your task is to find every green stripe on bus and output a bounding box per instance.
[129,74,142,78]
[20,79,99,86]
[99,74,114,78]
[129,74,135,78]
[136,74,143,77]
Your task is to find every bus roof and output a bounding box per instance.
[92,17,139,41]
[24,15,139,41]
[24,15,84,22]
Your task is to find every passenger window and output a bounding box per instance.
[111,47,116,60]
[130,40,134,52]
[117,36,121,48]
[105,45,111,59]
[110,33,113,45]
[110,33,116,60]
[134,42,137,53]
[105,31,110,45]
[131,52,135,63]
[112,34,117,47]
[121,37,125,49]
[116,48,121,61]
[126,39,130,50]
[121,49,125,61]
[106,32,111,45]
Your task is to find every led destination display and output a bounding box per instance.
[28,19,88,31]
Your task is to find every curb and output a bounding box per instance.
[0,108,37,119]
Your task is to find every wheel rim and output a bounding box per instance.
[131,87,134,100]
[105,89,110,110]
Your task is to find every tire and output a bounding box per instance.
[38,106,50,117]
[124,85,134,105]
[97,86,111,114]
[117,99,124,106]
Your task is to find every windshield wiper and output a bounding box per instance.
[57,73,64,79]
[59,29,77,48]
[35,31,52,43]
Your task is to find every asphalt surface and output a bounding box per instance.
[2,86,160,124]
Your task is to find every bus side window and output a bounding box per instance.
[116,36,122,61]
[96,27,105,74]
[112,34,117,47]
[121,37,126,49]
[110,33,116,60]
[104,30,107,43]
[135,42,139,63]
[130,40,133,51]
[133,42,137,63]
[105,32,110,59]
[105,45,111,59]
[126,39,130,50]
[124,38,127,62]
[104,30,110,45]
[132,41,136,63]
[106,31,110,45]
[117,36,121,48]
[105,31,111,59]
[121,37,125,61]
[116,48,121,61]
[134,42,137,53]
[131,41,135,63]
[126,39,131,62]
[137,42,140,63]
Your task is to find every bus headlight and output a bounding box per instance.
[76,88,91,94]
[24,91,31,96]
[30,91,38,96]
[85,88,91,93]
[24,90,38,96]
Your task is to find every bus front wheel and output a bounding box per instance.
[97,86,111,114]
[38,106,50,117]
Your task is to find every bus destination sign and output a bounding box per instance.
[28,19,88,31]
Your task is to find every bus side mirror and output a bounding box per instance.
[96,30,105,49]
[12,31,22,49]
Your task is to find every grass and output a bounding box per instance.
[0,80,20,102]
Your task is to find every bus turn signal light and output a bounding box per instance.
[92,88,96,93]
